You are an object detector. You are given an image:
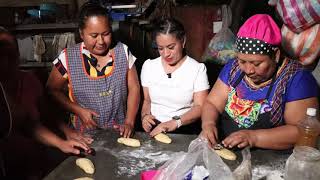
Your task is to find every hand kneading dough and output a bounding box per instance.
[74,177,94,180]
[214,148,237,160]
[76,158,95,174]
[154,133,172,144]
[117,137,141,147]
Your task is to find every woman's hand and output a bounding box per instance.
[150,120,177,137]
[76,107,98,129]
[200,126,218,148]
[113,121,135,138]
[142,114,157,132]
[58,139,90,155]
[65,128,94,145]
[120,122,134,138]
[222,130,257,149]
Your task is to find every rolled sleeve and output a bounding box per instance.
[140,59,151,87]
[194,63,210,92]
[53,49,68,78]
[122,43,137,69]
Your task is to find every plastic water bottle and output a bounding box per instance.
[295,108,320,148]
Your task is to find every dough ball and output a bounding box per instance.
[74,177,94,180]
[154,133,172,144]
[117,137,141,147]
[214,148,237,160]
[76,158,95,174]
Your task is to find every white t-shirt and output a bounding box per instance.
[141,56,210,122]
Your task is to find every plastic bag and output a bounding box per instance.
[202,5,236,65]
[152,137,252,180]
[281,24,320,66]
[269,0,320,33]
[232,147,252,180]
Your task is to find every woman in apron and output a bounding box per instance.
[47,3,140,138]
[201,14,319,150]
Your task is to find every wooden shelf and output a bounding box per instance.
[12,23,78,31]
[19,62,52,68]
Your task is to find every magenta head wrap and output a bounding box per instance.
[235,14,281,55]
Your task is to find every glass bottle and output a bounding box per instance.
[284,146,320,180]
[295,108,320,148]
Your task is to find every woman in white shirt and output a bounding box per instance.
[141,18,209,136]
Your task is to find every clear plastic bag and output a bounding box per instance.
[202,5,236,65]
[152,138,252,180]
[233,147,252,180]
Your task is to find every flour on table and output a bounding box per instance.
[93,139,176,177]
[111,140,175,177]
[252,163,285,180]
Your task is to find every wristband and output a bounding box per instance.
[172,116,182,128]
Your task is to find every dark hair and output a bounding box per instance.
[0,27,19,55]
[0,39,19,70]
[78,2,111,30]
[153,18,186,41]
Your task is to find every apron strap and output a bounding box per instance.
[232,72,245,87]
[265,73,277,99]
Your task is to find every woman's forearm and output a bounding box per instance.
[253,125,299,149]
[201,100,220,128]
[141,99,151,117]
[125,83,140,125]
[50,89,80,115]
[34,124,64,148]
[179,105,202,126]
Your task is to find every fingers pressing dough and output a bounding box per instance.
[214,148,237,160]
[117,137,141,147]
[74,177,94,180]
[154,133,172,144]
[76,158,95,174]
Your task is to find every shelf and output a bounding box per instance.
[12,23,78,31]
[19,62,52,68]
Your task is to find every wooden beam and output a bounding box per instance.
[0,0,73,7]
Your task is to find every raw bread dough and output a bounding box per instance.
[214,148,237,160]
[154,133,172,144]
[76,158,95,174]
[117,137,141,147]
[74,177,94,180]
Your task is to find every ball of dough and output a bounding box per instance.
[214,148,237,160]
[117,137,141,147]
[74,177,94,180]
[154,133,172,144]
[76,158,95,174]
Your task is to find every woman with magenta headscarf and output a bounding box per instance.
[201,14,319,150]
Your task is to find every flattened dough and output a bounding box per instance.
[117,137,141,147]
[214,148,237,160]
[76,158,95,174]
[74,177,94,180]
[154,133,172,144]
